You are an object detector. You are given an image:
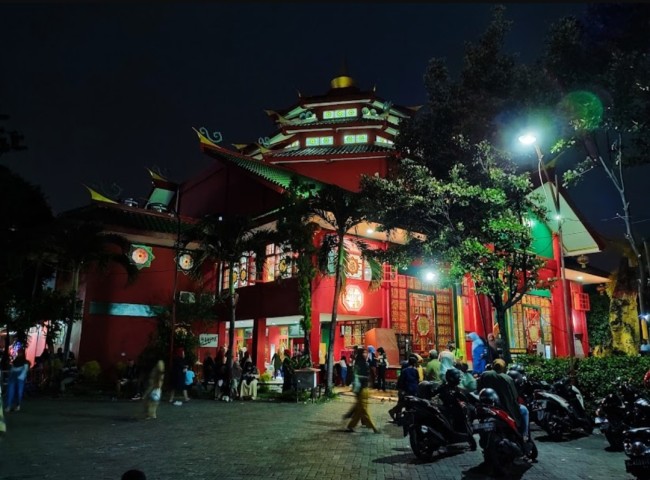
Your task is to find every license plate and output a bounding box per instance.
[474,422,495,432]
[626,457,650,468]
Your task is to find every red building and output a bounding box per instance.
[61,74,609,375]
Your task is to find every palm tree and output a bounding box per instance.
[51,217,138,361]
[286,183,381,395]
[185,214,271,374]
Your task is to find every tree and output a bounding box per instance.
[540,4,650,321]
[275,180,320,366]
[0,113,27,159]
[0,166,53,358]
[362,142,545,363]
[50,217,138,361]
[283,182,381,395]
[184,214,271,375]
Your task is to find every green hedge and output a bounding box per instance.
[516,354,650,402]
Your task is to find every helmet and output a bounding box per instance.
[510,364,526,375]
[507,369,524,387]
[479,388,501,406]
[445,368,462,387]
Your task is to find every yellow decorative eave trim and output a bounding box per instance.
[192,127,218,147]
[83,185,118,204]
[146,168,168,182]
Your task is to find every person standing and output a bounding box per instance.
[346,348,380,434]
[202,354,215,390]
[425,349,441,382]
[367,345,377,389]
[282,349,294,392]
[439,342,457,381]
[271,350,282,379]
[183,365,195,400]
[5,349,30,412]
[467,332,488,375]
[143,360,164,420]
[376,347,388,391]
[168,348,187,404]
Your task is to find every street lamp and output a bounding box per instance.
[519,133,575,359]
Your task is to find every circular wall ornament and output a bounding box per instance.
[416,314,430,335]
[129,244,155,269]
[177,252,194,272]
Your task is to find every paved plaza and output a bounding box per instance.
[0,390,636,480]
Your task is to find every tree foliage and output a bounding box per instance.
[361,5,546,362]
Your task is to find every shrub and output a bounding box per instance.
[516,354,650,403]
[258,372,272,394]
[81,360,102,382]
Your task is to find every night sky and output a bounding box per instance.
[1,3,645,271]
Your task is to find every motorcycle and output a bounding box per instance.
[623,427,650,479]
[472,388,538,477]
[399,382,477,460]
[594,379,650,450]
[530,376,593,440]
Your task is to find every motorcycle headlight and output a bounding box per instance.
[624,441,649,457]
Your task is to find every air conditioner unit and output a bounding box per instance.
[178,291,196,304]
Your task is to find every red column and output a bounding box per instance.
[217,321,227,351]
[252,317,266,373]
[310,311,321,365]
[551,233,569,357]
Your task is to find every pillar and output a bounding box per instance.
[252,317,266,373]
[310,311,321,365]
[551,233,569,357]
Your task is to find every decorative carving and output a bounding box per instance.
[258,137,271,148]
[198,127,222,144]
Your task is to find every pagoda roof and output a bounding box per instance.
[280,117,391,133]
[266,144,393,159]
[60,202,196,238]
[198,138,326,191]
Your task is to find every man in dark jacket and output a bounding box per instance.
[479,359,529,438]
[388,355,420,420]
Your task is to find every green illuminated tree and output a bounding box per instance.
[541,3,650,320]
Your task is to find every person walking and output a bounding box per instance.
[282,349,294,392]
[5,349,30,412]
[345,348,380,434]
[143,360,164,420]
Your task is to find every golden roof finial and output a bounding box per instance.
[330,56,355,89]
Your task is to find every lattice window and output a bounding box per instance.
[573,292,590,311]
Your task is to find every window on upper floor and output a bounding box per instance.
[305,136,334,147]
[376,136,394,145]
[322,108,358,120]
[344,134,368,144]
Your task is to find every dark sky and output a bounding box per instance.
[1,2,645,271]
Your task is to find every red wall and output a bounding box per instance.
[283,157,389,192]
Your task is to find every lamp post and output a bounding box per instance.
[519,134,575,360]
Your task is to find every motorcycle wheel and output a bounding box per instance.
[604,430,623,450]
[525,437,538,461]
[484,433,510,477]
[544,418,564,441]
[409,425,438,461]
[582,417,594,436]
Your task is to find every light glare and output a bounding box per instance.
[518,134,537,145]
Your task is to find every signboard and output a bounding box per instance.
[199,334,218,348]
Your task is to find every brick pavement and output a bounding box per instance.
[0,389,636,480]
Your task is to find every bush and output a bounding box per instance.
[258,372,272,394]
[80,360,102,382]
[516,354,650,403]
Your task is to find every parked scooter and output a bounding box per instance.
[529,376,593,440]
[594,379,650,450]
[472,388,538,477]
[623,427,650,479]
[507,365,551,423]
[399,369,477,460]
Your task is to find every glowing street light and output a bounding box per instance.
[519,132,575,359]
[424,270,437,282]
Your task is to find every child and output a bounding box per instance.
[143,360,165,420]
[184,365,195,400]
